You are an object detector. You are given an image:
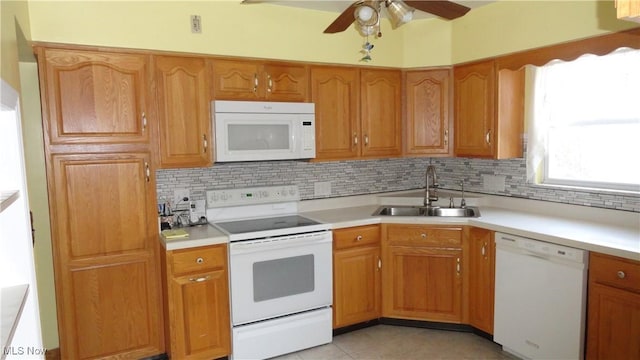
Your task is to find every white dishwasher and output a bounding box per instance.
[494,232,588,360]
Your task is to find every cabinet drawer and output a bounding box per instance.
[334,225,380,250]
[169,245,226,275]
[386,225,462,247]
[590,252,640,293]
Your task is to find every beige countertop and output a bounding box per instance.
[160,190,640,261]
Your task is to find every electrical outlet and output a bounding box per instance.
[314,181,332,196]
[482,175,506,192]
[173,188,190,209]
[190,15,202,33]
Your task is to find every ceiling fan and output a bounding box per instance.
[323,0,471,34]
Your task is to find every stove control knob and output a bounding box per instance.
[289,188,296,196]
[261,191,269,198]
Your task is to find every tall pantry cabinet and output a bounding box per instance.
[35,46,164,359]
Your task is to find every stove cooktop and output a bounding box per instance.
[213,215,324,236]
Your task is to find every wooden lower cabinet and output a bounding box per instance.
[586,252,640,360]
[164,244,231,359]
[382,224,463,322]
[467,227,495,334]
[48,152,164,359]
[333,225,381,328]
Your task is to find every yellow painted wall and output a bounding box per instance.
[451,0,638,64]
[27,0,410,67]
[1,0,31,89]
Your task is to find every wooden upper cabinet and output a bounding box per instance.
[361,69,402,158]
[404,69,453,156]
[453,59,524,159]
[154,55,212,168]
[37,48,152,145]
[310,66,360,160]
[263,63,309,102]
[211,59,308,101]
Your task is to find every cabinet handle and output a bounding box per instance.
[444,129,448,146]
[196,257,204,264]
[144,162,150,183]
[253,73,258,92]
[485,129,492,145]
[189,275,211,282]
[617,270,626,279]
[356,235,363,242]
[378,257,382,270]
[364,134,369,146]
[421,233,427,239]
[481,243,486,257]
[142,112,147,132]
[353,133,358,146]
[203,134,208,153]
[456,257,461,275]
[267,74,273,92]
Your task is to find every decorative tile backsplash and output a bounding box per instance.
[156,156,640,213]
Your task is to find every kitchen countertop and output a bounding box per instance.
[160,190,640,261]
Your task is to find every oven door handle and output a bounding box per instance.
[230,235,331,255]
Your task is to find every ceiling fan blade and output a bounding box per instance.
[404,0,471,20]
[324,2,360,34]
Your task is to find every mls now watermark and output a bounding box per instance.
[2,346,47,357]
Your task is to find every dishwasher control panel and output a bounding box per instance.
[495,233,587,264]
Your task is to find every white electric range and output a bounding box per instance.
[206,185,333,360]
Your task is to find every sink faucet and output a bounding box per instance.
[460,180,466,208]
[424,165,439,207]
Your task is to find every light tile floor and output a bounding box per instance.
[273,325,515,360]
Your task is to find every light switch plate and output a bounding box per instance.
[482,175,506,192]
[314,181,332,196]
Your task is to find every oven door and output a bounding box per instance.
[229,230,332,325]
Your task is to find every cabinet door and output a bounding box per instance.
[468,227,495,334]
[382,245,463,322]
[587,283,640,359]
[263,63,309,102]
[168,269,231,359]
[361,69,402,157]
[310,66,360,160]
[49,152,163,359]
[454,60,495,157]
[333,246,381,328]
[586,253,640,359]
[211,59,262,100]
[38,48,152,145]
[405,69,452,156]
[155,55,212,168]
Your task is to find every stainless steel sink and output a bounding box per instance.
[372,205,480,218]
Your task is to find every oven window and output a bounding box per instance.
[253,254,315,302]
[228,124,290,151]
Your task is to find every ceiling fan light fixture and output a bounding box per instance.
[354,1,380,26]
[386,0,414,28]
[357,23,377,37]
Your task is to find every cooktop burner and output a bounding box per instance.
[214,215,322,235]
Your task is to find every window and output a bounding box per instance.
[527,48,640,193]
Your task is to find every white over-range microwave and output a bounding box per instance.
[213,100,316,162]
